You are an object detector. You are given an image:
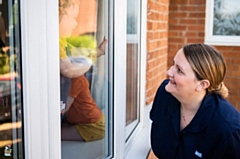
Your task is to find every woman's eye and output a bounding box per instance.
[177,67,183,74]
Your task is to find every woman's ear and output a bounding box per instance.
[196,80,210,91]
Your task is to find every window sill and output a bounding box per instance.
[125,104,152,159]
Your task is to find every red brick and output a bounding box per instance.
[170,0,188,5]
[189,0,206,5]
[188,25,205,31]
[189,12,205,18]
[169,12,188,18]
[169,25,187,31]
[180,19,197,24]
[187,38,204,43]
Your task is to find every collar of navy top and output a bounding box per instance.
[167,93,215,133]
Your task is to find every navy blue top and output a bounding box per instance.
[150,80,240,159]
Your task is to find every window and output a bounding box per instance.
[19,0,147,158]
[59,0,112,158]
[205,0,240,46]
[0,0,24,158]
[125,0,141,140]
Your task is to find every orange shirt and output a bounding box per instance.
[66,76,102,124]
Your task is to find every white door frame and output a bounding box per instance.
[20,0,60,158]
[20,0,147,158]
[113,0,147,158]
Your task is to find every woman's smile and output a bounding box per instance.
[169,78,176,85]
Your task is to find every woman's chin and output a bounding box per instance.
[165,82,175,93]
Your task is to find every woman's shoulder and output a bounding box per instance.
[210,94,240,131]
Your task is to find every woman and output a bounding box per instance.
[150,44,240,159]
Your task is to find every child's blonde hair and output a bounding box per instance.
[59,0,79,20]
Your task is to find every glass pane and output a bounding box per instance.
[126,0,140,140]
[213,0,240,36]
[59,0,111,158]
[0,0,24,158]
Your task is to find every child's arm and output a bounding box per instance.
[64,96,74,113]
[60,57,91,78]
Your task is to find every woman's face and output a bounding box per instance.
[59,4,79,37]
[165,48,200,99]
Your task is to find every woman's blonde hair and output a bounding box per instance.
[183,43,229,98]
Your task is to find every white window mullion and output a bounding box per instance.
[21,0,60,159]
[113,0,127,158]
[125,0,149,158]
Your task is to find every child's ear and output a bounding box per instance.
[196,80,210,91]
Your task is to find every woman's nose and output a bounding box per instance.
[166,66,174,77]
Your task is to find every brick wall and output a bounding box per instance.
[215,46,240,110]
[146,0,240,110]
[146,0,169,105]
[167,0,240,110]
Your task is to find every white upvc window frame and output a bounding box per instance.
[125,0,149,157]
[21,0,60,158]
[20,0,148,158]
[113,0,148,158]
[205,0,240,46]
[112,0,127,157]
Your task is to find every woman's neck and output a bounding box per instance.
[179,91,206,131]
[180,91,206,114]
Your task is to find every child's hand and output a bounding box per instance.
[61,109,65,115]
[97,37,108,57]
[60,101,66,114]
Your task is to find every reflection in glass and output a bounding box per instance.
[0,0,24,158]
[59,0,110,158]
[213,0,240,36]
[126,0,140,140]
